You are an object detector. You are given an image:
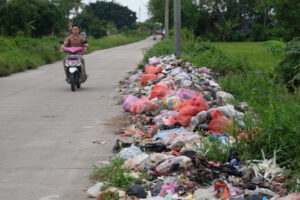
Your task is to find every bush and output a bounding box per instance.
[277,37,300,91]
[264,38,300,91]
[231,31,247,41]
[88,19,107,39]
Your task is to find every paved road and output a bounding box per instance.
[0,37,156,200]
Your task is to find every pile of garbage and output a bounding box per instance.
[88,55,298,200]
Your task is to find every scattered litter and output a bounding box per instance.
[103,55,291,199]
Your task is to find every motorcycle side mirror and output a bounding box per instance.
[59,40,64,44]
[82,40,88,44]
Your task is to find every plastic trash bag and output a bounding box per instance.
[177,72,190,80]
[87,182,104,198]
[159,182,180,197]
[153,128,182,139]
[164,96,181,107]
[150,85,170,99]
[172,94,209,126]
[130,96,158,115]
[190,111,209,131]
[153,110,178,124]
[122,95,139,112]
[148,56,161,65]
[167,132,200,151]
[177,88,196,102]
[140,73,163,86]
[217,91,234,101]
[209,104,244,120]
[117,146,142,160]
[198,67,212,74]
[158,77,176,89]
[194,188,217,200]
[156,156,192,174]
[127,184,147,198]
[208,110,232,133]
[146,65,163,74]
[146,153,173,169]
[123,153,149,170]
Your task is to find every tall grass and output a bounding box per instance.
[0,33,149,76]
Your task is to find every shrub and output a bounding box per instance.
[277,37,300,91]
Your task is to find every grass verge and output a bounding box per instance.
[0,33,149,77]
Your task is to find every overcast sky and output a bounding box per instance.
[83,0,150,22]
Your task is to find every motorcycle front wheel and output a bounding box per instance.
[70,73,76,91]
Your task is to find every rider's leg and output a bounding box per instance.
[81,57,87,80]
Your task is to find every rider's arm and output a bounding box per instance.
[60,37,70,51]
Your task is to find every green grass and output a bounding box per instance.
[0,33,149,77]
[213,42,276,71]
[91,158,147,191]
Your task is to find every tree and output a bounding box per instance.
[73,11,107,38]
[86,1,137,29]
[148,0,198,31]
[0,0,67,37]
[273,0,300,41]
[215,18,238,41]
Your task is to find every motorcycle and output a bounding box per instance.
[153,33,156,40]
[59,40,87,91]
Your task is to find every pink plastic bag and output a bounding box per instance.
[130,96,158,115]
[158,77,176,89]
[208,110,232,133]
[148,56,160,65]
[177,88,196,102]
[150,85,170,99]
[122,95,139,112]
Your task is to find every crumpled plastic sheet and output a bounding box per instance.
[118,146,142,160]
[153,110,178,124]
[148,56,161,65]
[155,156,192,174]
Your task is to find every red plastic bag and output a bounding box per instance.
[214,180,232,199]
[140,73,164,86]
[146,65,163,74]
[208,110,232,133]
[150,85,170,99]
[129,96,158,115]
[172,94,209,126]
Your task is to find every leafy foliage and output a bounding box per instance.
[0,0,68,37]
[86,1,137,30]
[277,37,300,90]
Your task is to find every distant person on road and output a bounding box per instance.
[60,24,88,80]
